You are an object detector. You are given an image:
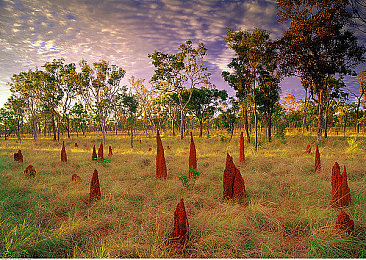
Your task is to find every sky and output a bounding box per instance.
[0,0,365,108]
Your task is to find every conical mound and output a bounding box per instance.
[223,153,246,201]
[92,145,97,161]
[170,198,188,245]
[315,145,321,172]
[156,130,167,179]
[98,142,104,160]
[331,162,342,205]
[188,132,197,179]
[14,150,23,162]
[61,141,67,162]
[90,169,101,201]
[340,166,351,207]
[108,145,113,156]
[335,210,354,234]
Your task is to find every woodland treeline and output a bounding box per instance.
[1,0,365,148]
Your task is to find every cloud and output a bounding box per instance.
[0,0,364,107]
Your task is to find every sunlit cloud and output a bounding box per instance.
[0,0,364,107]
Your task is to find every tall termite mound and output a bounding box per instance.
[335,210,354,234]
[332,162,351,207]
[156,130,167,179]
[90,169,101,201]
[314,145,321,172]
[170,198,188,246]
[61,141,67,162]
[14,150,23,162]
[108,145,113,156]
[239,132,245,163]
[92,145,97,161]
[188,132,197,179]
[223,153,246,201]
[98,142,104,160]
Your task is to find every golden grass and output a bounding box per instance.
[0,130,365,258]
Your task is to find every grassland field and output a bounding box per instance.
[0,129,365,258]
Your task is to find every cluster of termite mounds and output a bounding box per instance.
[71,173,82,182]
[335,210,354,235]
[331,162,351,207]
[14,150,23,162]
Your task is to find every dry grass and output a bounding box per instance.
[0,130,365,258]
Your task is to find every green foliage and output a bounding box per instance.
[93,157,111,167]
[178,168,200,190]
[346,137,358,152]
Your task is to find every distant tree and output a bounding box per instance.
[219,98,239,140]
[224,28,277,150]
[70,103,88,136]
[122,94,139,148]
[79,59,126,145]
[149,40,212,139]
[277,0,366,142]
[255,71,280,142]
[5,94,25,141]
[9,70,40,141]
[187,87,228,137]
[347,70,366,133]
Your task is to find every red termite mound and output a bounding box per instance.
[71,174,82,182]
[223,153,246,201]
[61,141,67,162]
[335,210,354,234]
[75,143,78,147]
[305,145,311,154]
[170,198,188,246]
[314,145,321,172]
[14,150,23,162]
[92,145,97,161]
[108,145,113,157]
[24,165,36,178]
[239,132,245,164]
[148,148,152,151]
[331,162,351,207]
[98,142,104,160]
[188,132,197,179]
[156,130,167,180]
[90,169,101,201]
[167,145,170,150]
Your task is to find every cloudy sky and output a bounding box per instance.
[0,0,365,107]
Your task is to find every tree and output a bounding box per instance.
[9,70,40,141]
[79,59,126,145]
[5,94,25,141]
[219,98,239,141]
[255,71,280,142]
[149,40,212,139]
[122,94,139,148]
[347,70,366,133]
[224,28,277,150]
[187,87,228,137]
[277,0,366,142]
[70,103,88,136]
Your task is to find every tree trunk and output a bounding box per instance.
[268,111,272,142]
[302,88,308,134]
[130,116,134,148]
[171,118,175,136]
[356,99,360,134]
[199,120,203,137]
[180,109,184,140]
[316,90,323,143]
[51,110,57,141]
[101,116,106,145]
[243,108,250,143]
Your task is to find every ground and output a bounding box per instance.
[0,130,365,258]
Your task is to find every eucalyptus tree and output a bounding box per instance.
[41,59,64,141]
[277,0,366,142]
[5,94,25,141]
[255,71,280,142]
[187,87,228,137]
[121,93,139,148]
[70,103,88,136]
[224,28,277,150]
[149,40,212,139]
[347,70,366,133]
[9,70,40,141]
[79,59,126,144]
